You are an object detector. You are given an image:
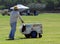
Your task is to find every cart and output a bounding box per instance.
[20,23,43,38]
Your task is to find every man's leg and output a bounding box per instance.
[9,22,16,39]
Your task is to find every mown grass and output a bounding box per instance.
[0,13,60,44]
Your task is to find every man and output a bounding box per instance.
[8,6,24,40]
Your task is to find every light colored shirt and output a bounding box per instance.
[10,11,22,23]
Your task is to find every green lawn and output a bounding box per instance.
[0,13,60,44]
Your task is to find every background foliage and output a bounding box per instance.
[0,0,60,10]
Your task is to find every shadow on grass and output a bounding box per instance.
[19,37,41,40]
[6,37,41,41]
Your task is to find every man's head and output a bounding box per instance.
[14,6,18,11]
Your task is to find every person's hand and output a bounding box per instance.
[22,20,24,23]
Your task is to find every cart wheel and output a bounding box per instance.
[30,31,37,38]
[2,13,5,16]
[25,34,30,38]
[39,33,42,38]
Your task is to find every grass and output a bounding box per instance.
[0,13,60,44]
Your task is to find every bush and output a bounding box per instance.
[0,5,5,9]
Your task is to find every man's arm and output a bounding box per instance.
[18,14,24,23]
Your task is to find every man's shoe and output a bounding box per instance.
[6,38,14,40]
